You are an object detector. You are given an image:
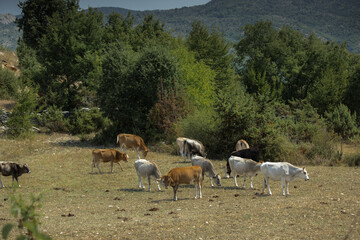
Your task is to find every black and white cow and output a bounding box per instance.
[0,161,31,188]
[183,139,206,162]
[226,147,260,178]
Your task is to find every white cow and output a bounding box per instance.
[176,137,189,156]
[260,162,309,196]
[228,156,261,189]
[191,156,221,187]
[182,138,206,162]
[134,159,161,191]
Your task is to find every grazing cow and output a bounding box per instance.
[183,138,206,162]
[260,162,310,196]
[91,149,128,174]
[226,147,260,178]
[176,137,189,156]
[228,156,261,189]
[191,156,221,187]
[160,166,202,201]
[235,139,250,151]
[117,133,149,159]
[134,159,162,191]
[0,161,30,188]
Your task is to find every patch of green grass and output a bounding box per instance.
[0,133,359,239]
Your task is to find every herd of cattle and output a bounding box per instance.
[0,133,310,201]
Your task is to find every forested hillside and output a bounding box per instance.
[1,0,360,53]
[1,0,359,167]
[99,0,360,53]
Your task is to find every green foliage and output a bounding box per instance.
[325,104,358,140]
[0,68,18,99]
[68,108,109,135]
[36,106,69,133]
[6,81,36,139]
[1,187,51,240]
[173,44,216,109]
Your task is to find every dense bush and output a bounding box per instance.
[0,68,18,99]
[68,108,109,135]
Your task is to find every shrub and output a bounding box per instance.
[1,187,51,240]
[68,108,109,135]
[0,68,18,99]
[36,106,69,133]
[6,83,36,139]
[344,154,360,166]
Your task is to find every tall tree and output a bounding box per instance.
[17,0,79,51]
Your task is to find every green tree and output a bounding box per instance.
[16,0,79,51]
[6,80,37,138]
[325,103,358,157]
[36,7,103,109]
[103,12,134,45]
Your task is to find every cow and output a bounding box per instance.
[260,162,309,196]
[176,137,189,156]
[160,166,202,201]
[0,161,30,188]
[182,138,206,162]
[235,139,250,151]
[91,149,128,174]
[226,147,260,178]
[134,159,161,191]
[228,156,262,189]
[191,156,221,187]
[117,133,149,159]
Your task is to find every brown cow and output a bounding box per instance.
[117,133,149,159]
[0,161,30,188]
[91,149,128,174]
[160,166,202,201]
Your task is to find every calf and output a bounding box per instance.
[228,157,262,189]
[160,166,202,201]
[134,159,161,191]
[260,162,309,196]
[91,149,128,174]
[191,156,221,187]
[183,138,206,162]
[0,161,31,188]
[226,147,260,178]
[117,133,149,159]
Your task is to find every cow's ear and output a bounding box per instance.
[169,177,175,187]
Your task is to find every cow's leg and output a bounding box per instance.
[281,178,286,196]
[233,172,239,187]
[242,173,246,188]
[198,180,202,199]
[12,176,20,188]
[286,181,290,195]
[0,176,4,188]
[262,177,266,194]
[249,176,254,189]
[91,160,94,173]
[116,162,124,171]
[110,162,114,173]
[96,163,102,174]
[209,176,214,187]
[195,182,198,199]
[138,175,145,189]
[155,179,161,191]
[147,176,152,191]
[173,185,179,201]
[225,159,231,178]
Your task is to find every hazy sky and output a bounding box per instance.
[0,0,211,15]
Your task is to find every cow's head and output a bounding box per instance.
[116,151,128,162]
[160,176,174,189]
[302,167,309,181]
[212,174,221,186]
[20,164,30,174]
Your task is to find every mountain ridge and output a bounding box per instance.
[1,0,359,53]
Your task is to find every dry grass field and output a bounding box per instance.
[0,134,359,240]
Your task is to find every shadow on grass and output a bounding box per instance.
[117,188,145,193]
[150,197,194,203]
